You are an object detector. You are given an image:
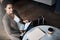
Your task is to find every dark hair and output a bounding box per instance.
[2,1,13,8]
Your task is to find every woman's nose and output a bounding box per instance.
[11,8,13,10]
[11,8,14,11]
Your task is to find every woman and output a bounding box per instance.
[2,2,29,40]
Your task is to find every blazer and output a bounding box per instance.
[2,13,21,39]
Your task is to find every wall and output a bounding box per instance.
[0,4,10,40]
[55,0,60,13]
[0,0,3,3]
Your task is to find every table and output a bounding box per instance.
[22,25,60,40]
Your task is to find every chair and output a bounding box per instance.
[38,16,47,25]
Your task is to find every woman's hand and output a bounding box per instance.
[23,20,29,23]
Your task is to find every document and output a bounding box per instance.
[24,22,31,30]
[27,27,45,40]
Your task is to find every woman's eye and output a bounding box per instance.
[8,8,10,9]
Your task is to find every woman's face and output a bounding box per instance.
[5,4,14,15]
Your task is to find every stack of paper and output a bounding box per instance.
[24,22,31,30]
[27,27,45,40]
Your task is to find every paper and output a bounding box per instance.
[17,22,31,30]
[14,15,31,30]
[17,22,25,30]
[27,27,45,40]
[24,22,31,30]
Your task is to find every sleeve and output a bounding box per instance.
[2,17,11,35]
[2,17,20,38]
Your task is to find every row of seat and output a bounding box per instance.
[31,16,47,27]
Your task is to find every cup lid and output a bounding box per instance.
[48,28,54,32]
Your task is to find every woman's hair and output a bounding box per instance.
[2,1,13,8]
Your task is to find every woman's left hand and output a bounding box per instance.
[23,20,29,23]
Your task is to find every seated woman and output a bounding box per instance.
[2,2,30,40]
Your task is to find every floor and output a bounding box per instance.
[14,1,60,28]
